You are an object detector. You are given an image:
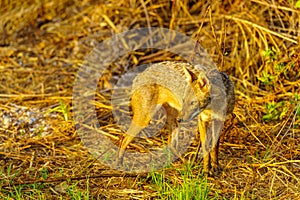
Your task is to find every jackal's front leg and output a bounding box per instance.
[198,119,210,173]
[209,119,223,173]
[210,139,220,173]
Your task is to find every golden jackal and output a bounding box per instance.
[118,61,234,173]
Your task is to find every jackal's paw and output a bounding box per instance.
[210,165,222,176]
[201,165,211,176]
[201,165,222,177]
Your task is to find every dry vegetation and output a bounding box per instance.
[0,0,300,199]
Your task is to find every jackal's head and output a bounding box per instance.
[179,66,210,122]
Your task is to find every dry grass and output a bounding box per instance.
[0,0,300,199]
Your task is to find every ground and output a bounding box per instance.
[0,0,299,199]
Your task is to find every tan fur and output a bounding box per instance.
[117,61,235,174]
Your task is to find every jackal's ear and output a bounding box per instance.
[183,66,198,83]
[198,76,209,92]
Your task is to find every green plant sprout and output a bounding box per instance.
[46,100,70,121]
[40,168,48,180]
[263,47,277,62]
[257,71,276,85]
[295,0,300,8]
[262,101,288,121]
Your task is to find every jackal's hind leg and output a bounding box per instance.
[163,104,180,148]
[118,122,146,164]
[117,94,152,165]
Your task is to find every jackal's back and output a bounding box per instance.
[132,61,207,107]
